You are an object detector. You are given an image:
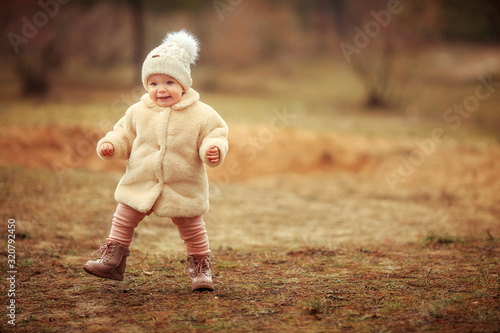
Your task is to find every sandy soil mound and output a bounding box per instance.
[0,124,500,192]
[0,124,395,178]
[0,125,125,173]
[1,123,500,205]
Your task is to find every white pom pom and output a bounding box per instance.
[163,29,199,64]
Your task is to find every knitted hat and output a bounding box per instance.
[142,30,199,91]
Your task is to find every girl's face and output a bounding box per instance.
[147,74,184,108]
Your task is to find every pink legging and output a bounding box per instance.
[107,203,210,256]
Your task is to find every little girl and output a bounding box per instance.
[83,30,228,292]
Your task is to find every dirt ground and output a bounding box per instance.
[1,129,499,332]
[1,122,499,250]
[1,118,500,332]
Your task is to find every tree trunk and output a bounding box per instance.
[130,0,145,84]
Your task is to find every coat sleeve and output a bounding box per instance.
[198,109,229,168]
[96,108,136,161]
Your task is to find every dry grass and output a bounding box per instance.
[1,164,499,332]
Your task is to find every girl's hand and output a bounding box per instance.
[99,142,114,157]
[206,146,220,163]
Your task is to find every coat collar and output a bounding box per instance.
[141,88,200,112]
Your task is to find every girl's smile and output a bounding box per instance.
[147,74,184,107]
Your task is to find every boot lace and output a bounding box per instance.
[93,241,115,261]
[192,257,211,276]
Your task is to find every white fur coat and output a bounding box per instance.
[97,88,228,217]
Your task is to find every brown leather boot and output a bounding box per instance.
[83,241,130,281]
[188,255,214,292]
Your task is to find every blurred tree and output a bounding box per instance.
[15,38,62,97]
[290,0,439,108]
[130,0,145,83]
[1,0,70,97]
[330,0,397,108]
[1,0,145,97]
[287,0,396,107]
